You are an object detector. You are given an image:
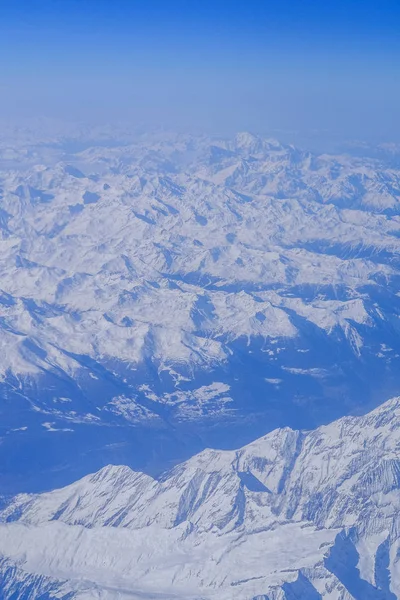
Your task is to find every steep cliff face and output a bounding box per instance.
[1,398,399,599]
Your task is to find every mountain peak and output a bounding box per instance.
[1,398,400,598]
[232,131,282,153]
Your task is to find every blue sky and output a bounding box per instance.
[1,0,399,141]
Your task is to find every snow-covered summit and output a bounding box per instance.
[1,397,399,598]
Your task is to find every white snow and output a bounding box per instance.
[1,398,400,599]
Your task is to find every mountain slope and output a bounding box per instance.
[1,397,399,599]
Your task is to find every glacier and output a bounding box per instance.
[1,397,400,599]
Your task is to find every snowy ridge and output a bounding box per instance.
[1,397,400,599]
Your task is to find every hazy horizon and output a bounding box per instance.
[1,0,400,144]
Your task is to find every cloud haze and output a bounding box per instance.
[1,0,399,141]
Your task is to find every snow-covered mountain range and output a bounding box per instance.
[2,126,400,598]
[1,128,400,493]
[1,397,399,599]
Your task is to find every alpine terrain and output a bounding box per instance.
[1,124,400,598]
[0,398,399,599]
